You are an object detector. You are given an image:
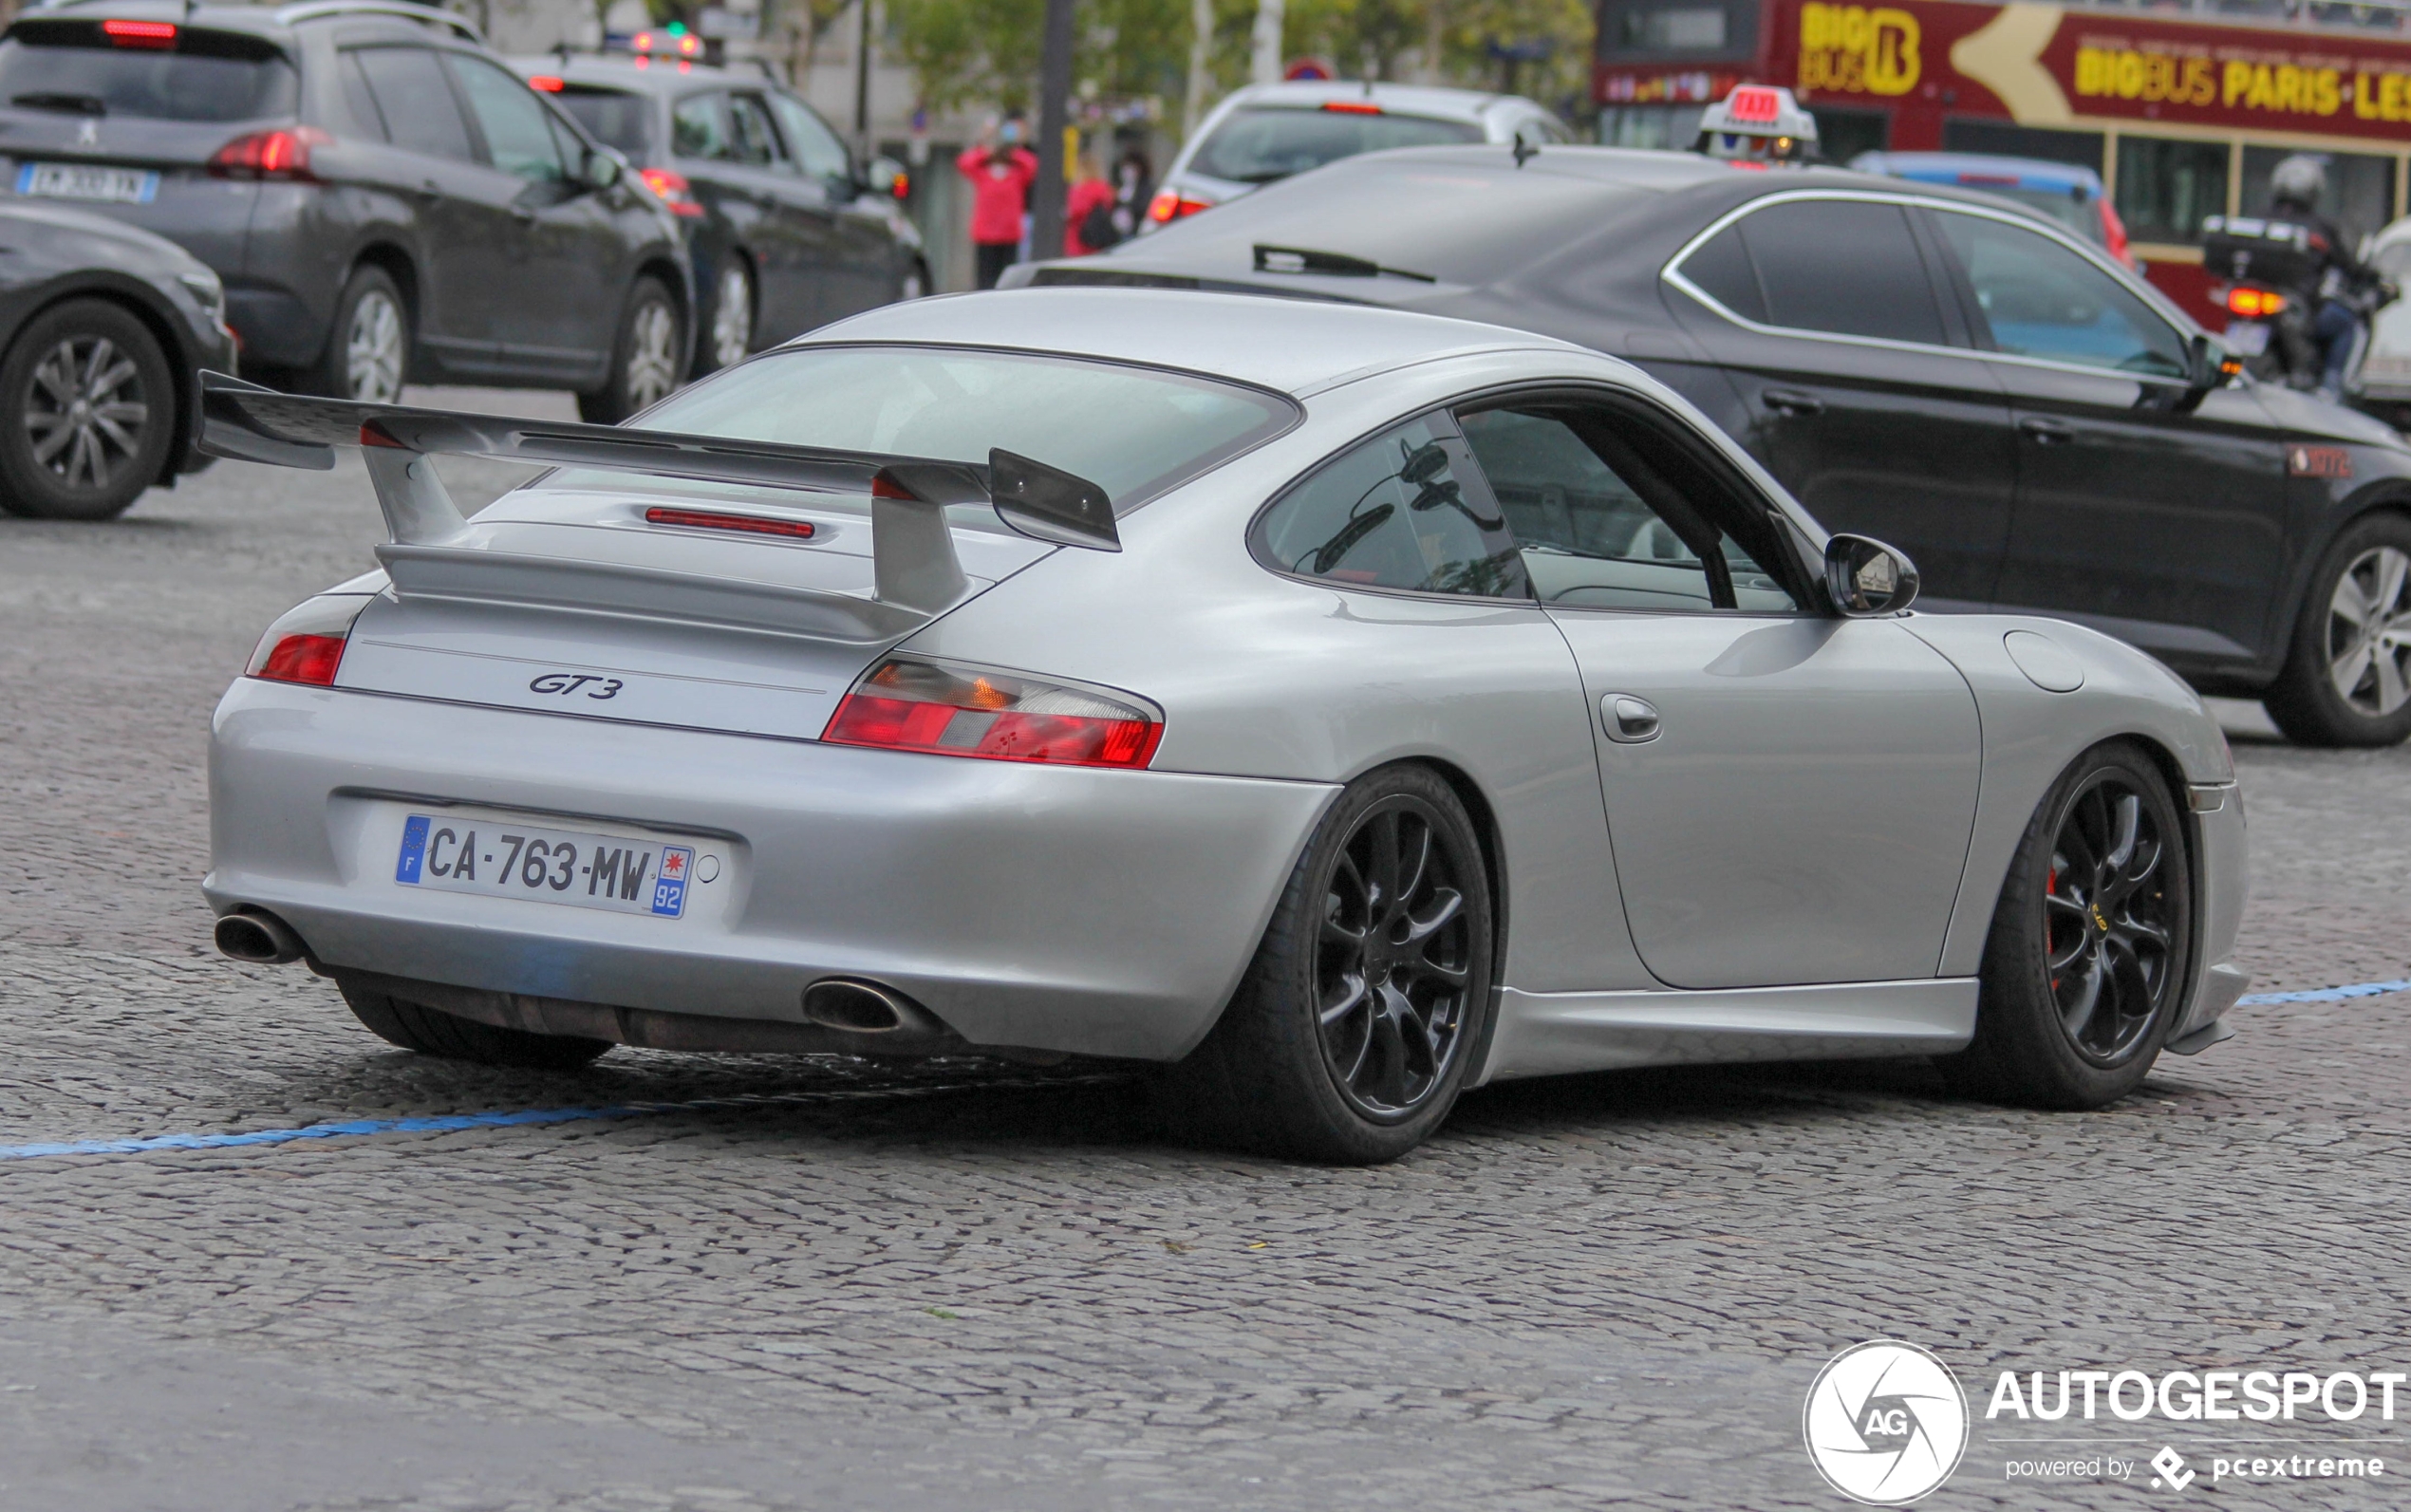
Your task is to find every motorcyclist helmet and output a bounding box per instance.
[2271,154,2327,211]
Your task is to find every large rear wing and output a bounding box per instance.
[196,371,1119,618]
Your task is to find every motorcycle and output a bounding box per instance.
[2203,213,2400,399]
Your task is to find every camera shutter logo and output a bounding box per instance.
[1803,1340,1970,1504]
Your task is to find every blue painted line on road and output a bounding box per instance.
[2236,979,2411,1006]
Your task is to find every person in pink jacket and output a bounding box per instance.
[958,116,1038,289]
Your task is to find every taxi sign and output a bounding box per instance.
[1693,84,1820,164]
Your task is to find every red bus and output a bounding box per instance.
[1595,0,2411,322]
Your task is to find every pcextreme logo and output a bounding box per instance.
[1804,1340,1971,1504]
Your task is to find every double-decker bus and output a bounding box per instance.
[1596,0,2411,321]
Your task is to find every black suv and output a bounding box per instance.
[523,52,926,377]
[0,0,690,420]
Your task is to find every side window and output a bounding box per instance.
[447,55,565,184]
[672,93,731,159]
[336,50,387,140]
[1252,414,1531,599]
[1725,199,1948,345]
[771,93,850,184]
[1932,211,2191,379]
[350,47,475,163]
[1674,221,1767,324]
[726,93,783,167]
[1456,401,1802,614]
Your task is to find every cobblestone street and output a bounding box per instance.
[4,403,2408,1511]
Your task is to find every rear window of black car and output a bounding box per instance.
[1191,105,1482,184]
[0,20,294,122]
[554,85,652,157]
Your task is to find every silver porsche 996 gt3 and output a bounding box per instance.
[202,289,2249,1164]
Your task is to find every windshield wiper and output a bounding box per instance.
[13,93,108,117]
[1253,244,1436,283]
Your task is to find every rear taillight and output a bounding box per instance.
[825,658,1162,770]
[102,18,178,47]
[1147,189,1213,224]
[528,73,565,91]
[2227,286,2288,317]
[209,126,330,181]
[245,595,369,687]
[640,167,705,216]
[1320,100,1383,115]
[644,505,814,539]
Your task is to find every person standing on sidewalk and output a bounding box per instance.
[1064,150,1120,256]
[958,115,1038,289]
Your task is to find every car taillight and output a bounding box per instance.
[644,505,814,539]
[1147,189,1213,223]
[528,73,565,91]
[825,657,1163,770]
[102,18,178,47]
[640,166,705,216]
[1320,100,1383,115]
[245,595,369,687]
[2227,286,2288,317]
[209,126,330,181]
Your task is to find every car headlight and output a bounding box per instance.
[178,270,225,323]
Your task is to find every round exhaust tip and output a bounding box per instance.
[801,979,909,1034]
[215,910,304,965]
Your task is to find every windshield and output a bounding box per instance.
[555,85,652,157]
[619,345,1298,513]
[1190,106,1483,184]
[0,22,294,122]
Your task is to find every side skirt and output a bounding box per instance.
[1474,978,1979,1084]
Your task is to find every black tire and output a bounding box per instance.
[308,265,409,403]
[578,275,682,424]
[2262,511,2411,748]
[337,977,610,1071]
[1154,763,1495,1164]
[1938,741,2194,1110]
[0,297,175,521]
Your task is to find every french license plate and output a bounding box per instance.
[393,813,694,918]
[2225,321,2271,357]
[15,161,159,203]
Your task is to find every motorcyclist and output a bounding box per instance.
[2265,155,2384,401]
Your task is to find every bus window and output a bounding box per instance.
[2239,147,2399,253]
[2114,137,2230,246]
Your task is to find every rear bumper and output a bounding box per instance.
[205,680,1336,1061]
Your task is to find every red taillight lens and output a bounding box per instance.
[255,634,346,685]
[640,166,705,216]
[245,594,368,686]
[2227,286,2288,317]
[209,126,330,181]
[1320,100,1383,115]
[528,73,565,91]
[1147,189,1212,223]
[825,658,1163,770]
[644,505,813,539]
[102,18,178,47]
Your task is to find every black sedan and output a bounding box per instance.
[521,52,927,376]
[1011,146,2411,748]
[0,199,232,519]
[0,1,690,420]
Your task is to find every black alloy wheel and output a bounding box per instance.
[1155,762,1495,1164]
[0,297,174,521]
[1940,741,2193,1110]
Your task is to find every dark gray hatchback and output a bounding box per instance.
[0,0,691,420]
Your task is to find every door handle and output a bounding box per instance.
[2019,416,2077,443]
[1600,693,1661,744]
[1763,387,1824,418]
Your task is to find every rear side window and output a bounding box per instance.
[0,20,294,122]
[1251,414,1531,599]
[1710,198,1949,346]
[350,47,474,162]
[1190,106,1483,184]
[555,85,651,157]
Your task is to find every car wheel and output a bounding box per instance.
[1156,763,1495,1164]
[579,275,682,424]
[313,265,408,403]
[1938,741,2193,1110]
[701,257,752,375]
[2262,512,2411,747]
[336,976,610,1070]
[0,297,174,522]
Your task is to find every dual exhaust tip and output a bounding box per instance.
[214,909,307,965]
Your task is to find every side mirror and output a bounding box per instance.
[1824,533,1919,617]
[860,154,908,200]
[584,148,624,192]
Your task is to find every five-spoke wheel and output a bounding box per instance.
[0,297,173,521]
[2268,513,2411,747]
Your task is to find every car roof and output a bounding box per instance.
[1216,79,1536,121]
[514,52,759,94]
[1853,151,2103,192]
[793,287,1586,397]
[13,0,479,41]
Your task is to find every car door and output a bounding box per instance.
[345,45,497,374]
[444,52,613,384]
[1922,204,2293,665]
[1453,388,1983,991]
[1663,194,2020,611]
[671,92,806,340]
[768,92,892,324]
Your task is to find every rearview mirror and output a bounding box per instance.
[584,148,624,192]
[1824,533,1919,617]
